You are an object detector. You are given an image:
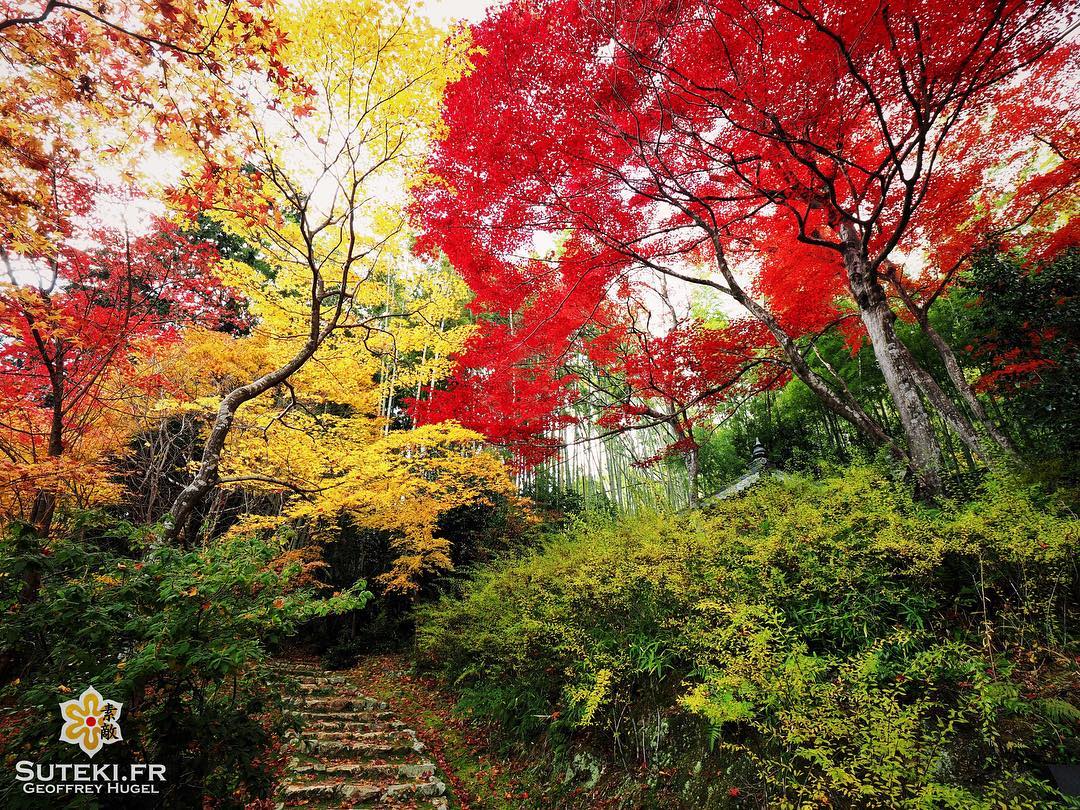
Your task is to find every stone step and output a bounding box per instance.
[284,725,409,747]
[302,738,426,758]
[300,697,388,713]
[295,690,368,701]
[285,672,347,681]
[305,730,417,745]
[297,711,396,725]
[296,681,354,692]
[290,689,368,702]
[282,777,445,804]
[383,779,446,800]
[274,659,447,809]
[294,761,436,781]
[297,710,395,724]
[304,718,405,733]
[281,781,383,804]
[274,665,324,676]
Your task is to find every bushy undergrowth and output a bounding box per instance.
[416,468,1080,808]
[0,515,369,808]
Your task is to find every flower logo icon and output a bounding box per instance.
[59,686,122,757]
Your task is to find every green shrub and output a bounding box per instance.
[416,467,1080,807]
[0,516,369,808]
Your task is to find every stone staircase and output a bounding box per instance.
[274,660,448,809]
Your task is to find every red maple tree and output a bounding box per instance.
[413,0,1077,494]
[590,309,784,504]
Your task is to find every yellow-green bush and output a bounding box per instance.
[416,467,1079,807]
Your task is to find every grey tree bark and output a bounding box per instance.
[889,277,1015,454]
[841,226,943,494]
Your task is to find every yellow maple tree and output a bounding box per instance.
[145,0,513,589]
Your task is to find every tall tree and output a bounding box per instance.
[162,0,472,542]
[587,312,782,506]
[413,0,1078,493]
[144,245,515,592]
[0,0,303,541]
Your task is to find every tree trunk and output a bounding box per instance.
[908,300,1014,454]
[164,334,323,545]
[886,272,1014,455]
[31,371,65,535]
[704,231,900,458]
[745,294,897,450]
[842,230,943,495]
[28,490,56,542]
[23,345,64,602]
[685,444,700,509]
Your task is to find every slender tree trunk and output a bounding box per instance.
[164,334,323,544]
[898,342,988,460]
[824,411,844,456]
[930,325,1012,451]
[705,232,899,457]
[685,444,700,509]
[873,399,891,432]
[986,391,1026,450]
[671,417,701,509]
[938,414,963,477]
[23,345,64,603]
[752,300,896,450]
[841,230,942,495]
[894,286,1014,454]
[28,492,56,542]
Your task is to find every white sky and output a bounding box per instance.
[420,0,494,24]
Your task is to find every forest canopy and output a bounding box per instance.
[0,0,1076,807]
